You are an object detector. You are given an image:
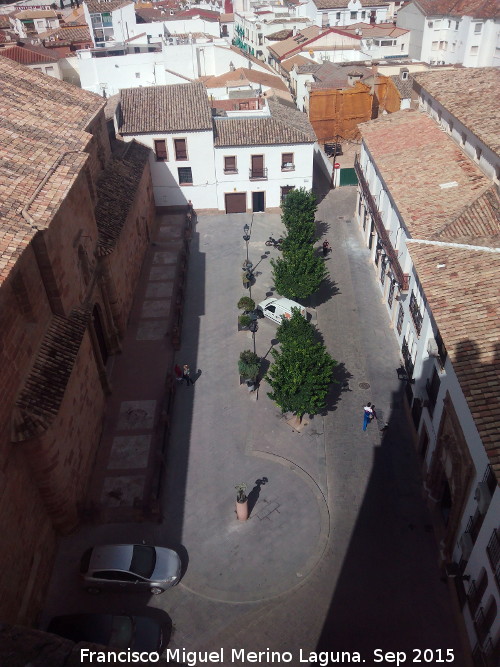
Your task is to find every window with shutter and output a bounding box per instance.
[281,153,294,170]
[154,140,168,161]
[174,139,188,161]
[224,156,237,174]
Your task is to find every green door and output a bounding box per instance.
[339,168,358,187]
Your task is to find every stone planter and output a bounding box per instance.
[236,499,248,521]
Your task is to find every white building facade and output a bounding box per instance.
[396,0,500,66]
[304,0,390,28]
[117,83,316,211]
[353,83,500,663]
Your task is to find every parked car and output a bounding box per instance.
[47,613,169,652]
[256,297,306,324]
[80,544,181,594]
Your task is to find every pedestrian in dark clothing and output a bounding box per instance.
[174,364,182,381]
[322,240,331,257]
[182,364,193,386]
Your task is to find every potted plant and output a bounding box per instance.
[238,350,260,388]
[237,296,255,312]
[238,313,252,330]
[235,483,248,521]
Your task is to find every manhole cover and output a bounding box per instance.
[359,382,371,389]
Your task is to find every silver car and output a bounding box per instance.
[80,544,181,594]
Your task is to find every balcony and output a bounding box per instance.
[354,155,409,290]
[486,529,500,592]
[409,291,423,335]
[224,168,238,175]
[401,337,414,379]
[281,163,295,172]
[249,167,268,180]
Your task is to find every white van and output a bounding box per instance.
[256,297,306,324]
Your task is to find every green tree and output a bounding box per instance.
[282,188,317,232]
[266,312,336,420]
[282,217,316,252]
[271,245,326,300]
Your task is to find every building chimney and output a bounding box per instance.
[371,63,377,95]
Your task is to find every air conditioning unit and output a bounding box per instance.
[459,532,474,560]
[475,481,492,515]
[427,337,439,357]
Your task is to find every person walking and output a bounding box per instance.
[182,364,193,386]
[363,402,373,431]
[322,240,331,257]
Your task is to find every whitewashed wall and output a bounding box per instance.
[121,130,218,208]
[214,141,314,210]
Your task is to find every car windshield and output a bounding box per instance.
[130,545,156,578]
[109,616,134,650]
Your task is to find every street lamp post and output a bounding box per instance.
[243,223,250,264]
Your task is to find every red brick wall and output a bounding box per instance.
[0,450,57,626]
[0,250,57,625]
[22,330,105,533]
[108,160,156,330]
[40,167,99,317]
[0,248,53,461]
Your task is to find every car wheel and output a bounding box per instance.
[150,587,164,595]
[85,587,101,594]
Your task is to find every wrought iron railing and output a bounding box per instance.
[401,337,414,379]
[354,155,408,290]
[249,167,268,180]
[486,529,500,591]
[409,291,423,335]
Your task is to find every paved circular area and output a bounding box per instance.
[179,454,329,603]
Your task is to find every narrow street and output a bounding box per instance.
[42,186,467,666]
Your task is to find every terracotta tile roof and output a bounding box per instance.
[429,186,500,247]
[266,29,293,40]
[213,97,316,146]
[340,21,408,36]
[280,54,316,73]
[11,308,91,442]
[38,24,92,43]
[95,141,151,255]
[262,86,294,102]
[413,68,500,155]
[359,110,491,238]
[219,13,234,21]
[390,73,413,98]
[173,8,220,20]
[414,0,500,19]
[1,44,58,64]
[314,0,388,7]
[0,16,12,29]
[15,40,65,59]
[14,9,58,18]
[267,25,322,59]
[296,61,322,74]
[406,241,500,480]
[118,82,213,134]
[85,0,134,12]
[202,67,288,91]
[135,7,173,21]
[0,56,105,286]
[266,17,311,24]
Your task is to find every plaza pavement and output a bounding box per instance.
[42,187,470,666]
